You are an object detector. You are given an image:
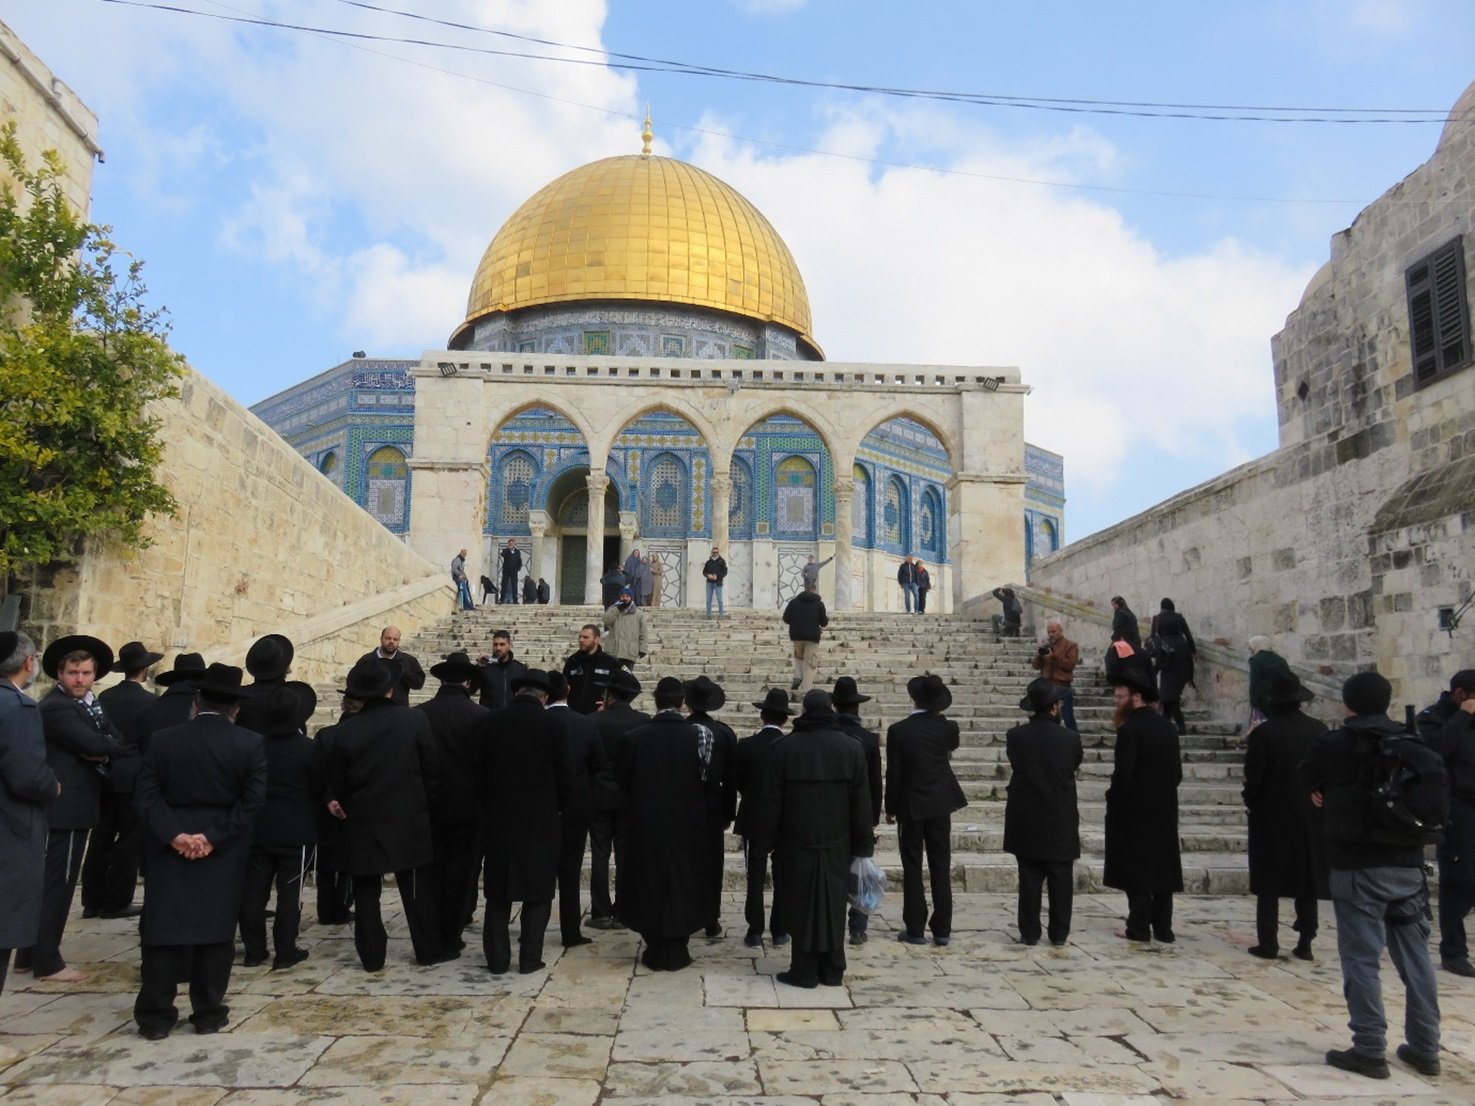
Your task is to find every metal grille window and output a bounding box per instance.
[775,456,816,535]
[729,459,751,535]
[646,454,685,532]
[920,487,942,555]
[1408,236,1471,389]
[500,453,534,527]
[366,446,409,530]
[882,477,907,548]
[851,465,870,546]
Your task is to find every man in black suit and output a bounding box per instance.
[1004,678,1083,946]
[133,664,267,1039]
[735,688,793,948]
[476,630,527,711]
[236,633,295,738]
[587,669,648,929]
[137,653,208,753]
[686,676,738,939]
[832,677,882,946]
[359,626,427,708]
[546,671,609,948]
[885,673,966,947]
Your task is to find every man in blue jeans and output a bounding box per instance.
[702,547,727,618]
[451,549,474,611]
[896,556,919,613]
[1299,671,1442,1080]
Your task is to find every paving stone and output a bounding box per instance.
[232,995,474,1038]
[1,1033,331,1088]
[0,992,137,1040]
[219,1091,478,1106]
[747,1009,841,1032]
[906,1058,1157,1095]
[610,1029,751,1063]
[0,1086,121,1105]
[758,1058,918,1094]
[604,1059,763,1096]
[298,1034,512,1085]
[1258,1061,1445,1097]
[479,1076,601,1106]
[500,1033,614,1080]
[109,1089,230,1106]
[1140,1059,1314,1099]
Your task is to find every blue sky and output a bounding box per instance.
[7,0,1474,539]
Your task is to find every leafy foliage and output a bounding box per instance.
[0,123,182,574]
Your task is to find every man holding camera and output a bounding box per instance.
[1029,620,1079,732]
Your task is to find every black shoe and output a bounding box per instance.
[418,950,462,966]
[98,905,143,919]
[193,1022,225,1036]
[744,932,764,949]
[897,931,928,945]
[242,954,268,968]
[587,916,616,930]
[704,925,723,939]
[1293,941,1314,961]
[848,931,867,947]
[1018,935,1040,946]
[1442,956,1475,977]
[139,1025,170,1041]
[818,972,844,987]
[775,970,817,989]
[517,961,547,975]
[1154,931,1176,944]
[933,936,950,947]
[272,948,310,970]
[82,907,102,919]
[1325,1048,1389,1079]
[1395,1043,1441,1077]
[771,933,790,947]
[562,935,593,948]
[1050,939,1068,948]
[1248,945,1279,959]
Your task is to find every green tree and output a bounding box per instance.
[0,122,182,579]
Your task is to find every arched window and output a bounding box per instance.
[1041,517,1059,554]
[643,453,688,534]
[496,450,536,530]
[365,445,409,531]
[774,455,817,537]
[920,487,943,558]
[729,457,753,539]
[851,465,871,548]
[882,476,910,551]
[319,450,339,477]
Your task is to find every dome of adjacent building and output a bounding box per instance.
[454,154,820,356]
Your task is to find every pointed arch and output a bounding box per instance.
[851,463,873,548]
[364,445,410,532]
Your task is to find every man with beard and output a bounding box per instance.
[476,630,527,711]
[545,672,608,948]
[1004,678,1082,947]
[1423,669,1475,978]
[618,678,720,971]
[1242,673,1328,960]
[417,651,491,957]
[482,669,572,974]
[587,669,648,930]
[604,588,649,670]
[686,676,738,939]
[735,688,794,949]
[1103,655,1183,944]
[498,539,524,605]
[563,624,616,715]
[359,626,426,708]
[133,664,267,1039]
[1030,620,1080,733]
[760,689,875,988]
[832,677,882,946]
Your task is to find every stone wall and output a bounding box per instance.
[1030,82,1475,712]
[0,18,99,217]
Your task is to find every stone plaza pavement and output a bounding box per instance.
[1,891,1472,1105]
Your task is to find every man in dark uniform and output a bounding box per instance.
[133,664,267,1039]
[1004,677,1082,947]
[886,673,966,946]
[686,675,738,938]
[418,651,492,956]
[498,538,524,605]
[137,653,207,753]
[832,677,882,946]
[477,630,527,710]
[760,689,875,989]
[563,624,616,715]
[546,671,608,948]
[328,656,445,971]
[359,626,427,708]
[735,688,793,949]
[84,640,162,919]
[481,669,572,974]
[588,668,648,929]
[1423,669,1475,978]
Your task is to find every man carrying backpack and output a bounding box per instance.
[1299,671,1445,1080]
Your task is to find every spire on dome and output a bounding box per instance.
[641,105,653,158]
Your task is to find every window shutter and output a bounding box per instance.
[1407,236,1471,388]
[1408,259,1438,383]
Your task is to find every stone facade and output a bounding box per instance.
[0,18,99,217]
[1030,81,1475,711]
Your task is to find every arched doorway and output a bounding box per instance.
[546,466,621,605]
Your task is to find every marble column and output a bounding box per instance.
[710,473,732,556]
[832,477,854,612]
[527,510,550,581]
[585,471,609,605]
[618,512,638,562]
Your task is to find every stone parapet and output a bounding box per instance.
[0,18,100,217]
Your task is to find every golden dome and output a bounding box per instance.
[456,155,818,355]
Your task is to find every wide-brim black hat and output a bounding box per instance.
[595,668,642,699]
[511,668,555,695]
[265,680,318,732]
[1019,677,1065,714]
[116,641,165,673]
[42,635,114,680]
[343,656,397,699]
[0,631,17,663]
[750,687,797,716]
[831,676,871,706]
[245,634,295,681]
[1108,656,1159,701]
[1266,672,1314,707]
[684,675,726,712]
[196,663,248,702]
[430,650,482,683]
[907,673,952,712]
[156,652,208,686]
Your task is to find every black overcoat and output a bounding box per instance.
[357,650,427,708]
[97,680,154,794]
[1150,611,1197,702]
[39,686,123,830]
[478,656,527,711]
[329,697,437,875]
[835,713,883,827]
[690,711,739,830]
[1102,706,1183,893]
[733,725,786,839]
[593,702,650,810]
[1241,708,1328,898]
[137,685,197,754]
[253,729,322,850]
[417,685,491,831]
[0,681,58,949]
[1430,709,1475,888]
[235,676,285,738]
[884,712,966,821]
[547,703,608,819]
[1003,716,1082,862]
[482,694,573,902]
[134,713,267,945]
[313,720,349,870]
[757,712,874,953]
[563,648,617,715]
[782,591,829,642]
[1111,605,1142,650]
[617,711,719,937]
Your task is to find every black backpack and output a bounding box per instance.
[1329,728,1450,847]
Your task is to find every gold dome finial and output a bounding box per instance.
[641,104,653,157]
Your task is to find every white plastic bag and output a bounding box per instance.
[848,856,886,915]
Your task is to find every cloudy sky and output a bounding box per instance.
[8,0,1474,538]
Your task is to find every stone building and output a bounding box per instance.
[0,17,100,216]
[255,133,1065,610]
[1029,80,1475,710]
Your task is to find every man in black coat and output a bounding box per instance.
[1103,655,1183,943]
[735,688,793,948]
[687,675,738,938]
[498,539,524,605]
[1004,678,1082,946]
[782,582,829,693]
[482,669,573,973]
[477,630,527,710]
[563,624,617,715]
[702,547,728,618]
[833,677,882,945]
[359,626,427,708]
[133,664,268,1039]
[417,652,492,957]
[885,674,966,946]
[588,668,648,928]
[1242,673,1328,960]
[137,653,207,753]
[759,689,875,988]
[235,634,295,737]
[1109,596,1142,651]
[546,671,608,948]
[239,682,320,970]
[84,640,162,919]
[312,696,360,927]
[1425,668,1475,977]
[1149,599,1197,735]
[328,657,444,971]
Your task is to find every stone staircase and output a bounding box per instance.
[329,606,1251,895]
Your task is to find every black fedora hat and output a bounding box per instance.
[1266,672,1315,707]
[116,641,165,673]
[430,650,482,683]
[343,656,397,700]
[266,681,318,732]
[196,663,248,702]
[156,652,208,687]
[245,634,295,681]
[0,631,17,663]
[684,675,726,713]
[906,673,952,712]
[511,668,555,696]
[831,676,871,706]
[42,635,114,681]
[1108,655,1159,701]
[750,687,797,716]
[595,668,642,699]
[1019,676,1065,714]
[800,688,835,716]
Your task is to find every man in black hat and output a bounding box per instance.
[359,626,426,708]
[1102,654,1183,944]
[1421,669,1475,978]
[760,689,875,988]
[328,656,445,971]
[138,653,208,753]
[1242,672,1328,961]
[239,681,320,970]
[1004,677,1082,947]
[618,677,722,970]
[0,631,59,997]
[133,663,268,1039]
[476,630,527,711]
[735,688,794,948]
[23,635,123,982]
[236,634,295,737]
[885,674,966,947]
[481,668,572,974]
[546,671,609,948]
[832,676,882,946]
[563,624,616,715]
[587,668,648,929]
[1299,671,1442,1080]
[84,640,164,919]
[686,675,738,938]
[418,651,492,957]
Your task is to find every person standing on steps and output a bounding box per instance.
[1109,595,1142,652]
[703,547,728,618]
[645,554,663,608]
[622,547,644,604]
[476,630,527,711]
[915,562,932,614]
[451,548,475,611]
[801,554,833,592]
[498,539,523,605]
[831,677,882,946]
[1029,620,1079,732]
[563,624,617,715]
[991,586,1022,637]
[782,581,829,694]
[1149,598,1196,736]
[359,626,426,709]
[897,555,920,613]
[735,688,794,949]
[603,588,648,670]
